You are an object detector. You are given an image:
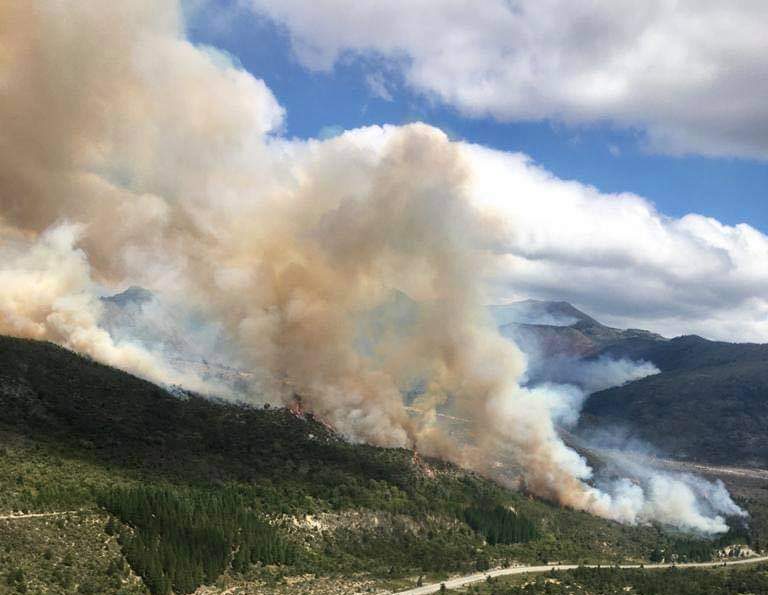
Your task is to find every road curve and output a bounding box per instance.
[393,555,768,594]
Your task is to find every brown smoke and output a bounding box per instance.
[0,0,744,532]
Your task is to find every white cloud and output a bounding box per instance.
[248,0,768,159]
[457,141,768,340]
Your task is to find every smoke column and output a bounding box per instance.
[0,0,743,533]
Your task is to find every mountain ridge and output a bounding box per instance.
[488,299,768,468]
[97,288,768,468]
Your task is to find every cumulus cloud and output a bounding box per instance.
[248,0,768,159]
[460,144,768,341]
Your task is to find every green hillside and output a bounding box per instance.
[582,337,768,467]
[0,335,741,594]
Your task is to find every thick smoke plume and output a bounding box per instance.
[0,0,742,533]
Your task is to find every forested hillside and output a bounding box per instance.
[0,335,746,594]
[582,336,768,466]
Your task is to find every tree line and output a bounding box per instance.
[98,485,295,594]
[464,505,538,545]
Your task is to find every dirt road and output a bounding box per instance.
[393,555,768,594]
[0,511,80,521]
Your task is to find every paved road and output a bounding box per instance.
[394,555,768,594]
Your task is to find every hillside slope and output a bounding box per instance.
[0,335,697,595]
[488,302,768,468]
[580,356,768,467]
[579,334,768,467]
[597,333,768,373]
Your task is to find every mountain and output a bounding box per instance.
[580,336,768,467]
[100,286,209,361]
[101,289,657,364]
[597,333,768,373]
[493,299,666,359]
[100,286,250,394]
[489,300,601,328]
[97,290,768,468]
[492,300,768,468]
[101,285,155,309]
[1,334,694,595]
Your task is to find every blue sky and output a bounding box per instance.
[188,3,767,233]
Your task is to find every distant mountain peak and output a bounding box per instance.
[102,285,154,307]
[492,299,667,359]
[489,299,601,328]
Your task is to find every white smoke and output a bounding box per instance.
[594,455,747,534]
[529,355,660,395]
[0,224,219,394]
